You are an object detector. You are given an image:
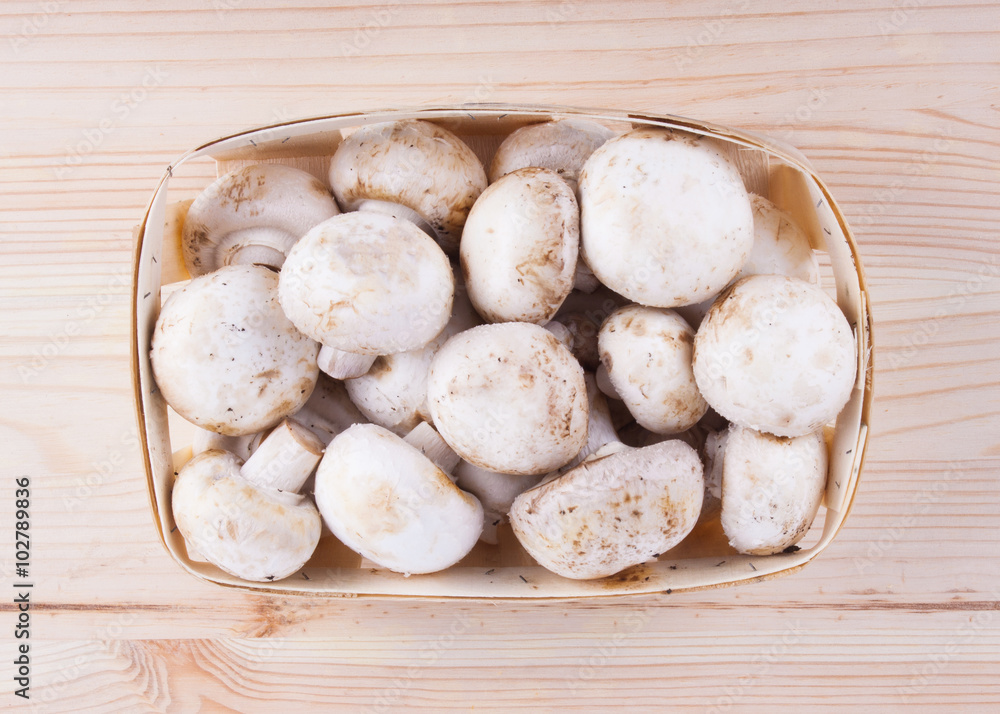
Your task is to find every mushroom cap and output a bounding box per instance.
[427,323,589,475]
[693,275,857,437]
[579,128,754,307]
[171,450,321,582]
[720,425,828,555]
[278,212,454,355]
[313,424,483,575]
[742,195,819,283]
[182,163,340,277]
[488,118,615,191]
[151,264,319,436]
[598,305,708,434]
[461,167,579,324]
[344,276,480,435]
[509,439,704,580]
[674,194,821,329]
[328,120,487,252]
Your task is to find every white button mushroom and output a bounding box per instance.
[719,424,828,555]
[313,423,483,575]
[182,164,340,276]
[693,274,857,437]
[171,418,324,582]
[151,264,319,436]
[278,212,455,380]
[427,322,589,476]
[597,304,708,434]
[461,167,579,324]
[675,193,821,329]
[509,377,704,580]
[343,274,481,435]
[742,195,820,283]
[489,118,615,193]
[453,369,615,546]
[488,118,615,295]
[328,120,487,253]
[578,128,754,307]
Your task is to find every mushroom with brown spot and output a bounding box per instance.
[598,304,708,434]
[718,424,828,555]
[693,274,857,437]
[182,163,340,276]
[509,375,704,580]
[488,118,616,292]
[579,127,754,307]
[313,422,481,575]
[151,264,319,436]
[461,167,579,324]
[278,212,454,380]
[328,120,487,254]
[171,419,324,582]
[427,322,589,476]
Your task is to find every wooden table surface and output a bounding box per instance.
[2,1,998,711]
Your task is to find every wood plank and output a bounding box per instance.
[1,0,998,709]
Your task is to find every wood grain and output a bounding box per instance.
[1,0,999,711]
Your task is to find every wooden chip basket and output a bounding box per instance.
[131,104,874,598]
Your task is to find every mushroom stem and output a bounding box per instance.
[454,460,544,545]
[220,226,298,271]
[567,374,621,469]
[403,421,460,476]
[317,345,377,380]
[356,199,435,239]
[595,363,620,400]
[291,375,367,445]
[192,427,269,461]
[240,419,325,494]
[573,260,601,293]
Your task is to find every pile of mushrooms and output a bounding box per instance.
[152,117,857,584]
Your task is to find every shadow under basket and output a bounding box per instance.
[131,104,874,599]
